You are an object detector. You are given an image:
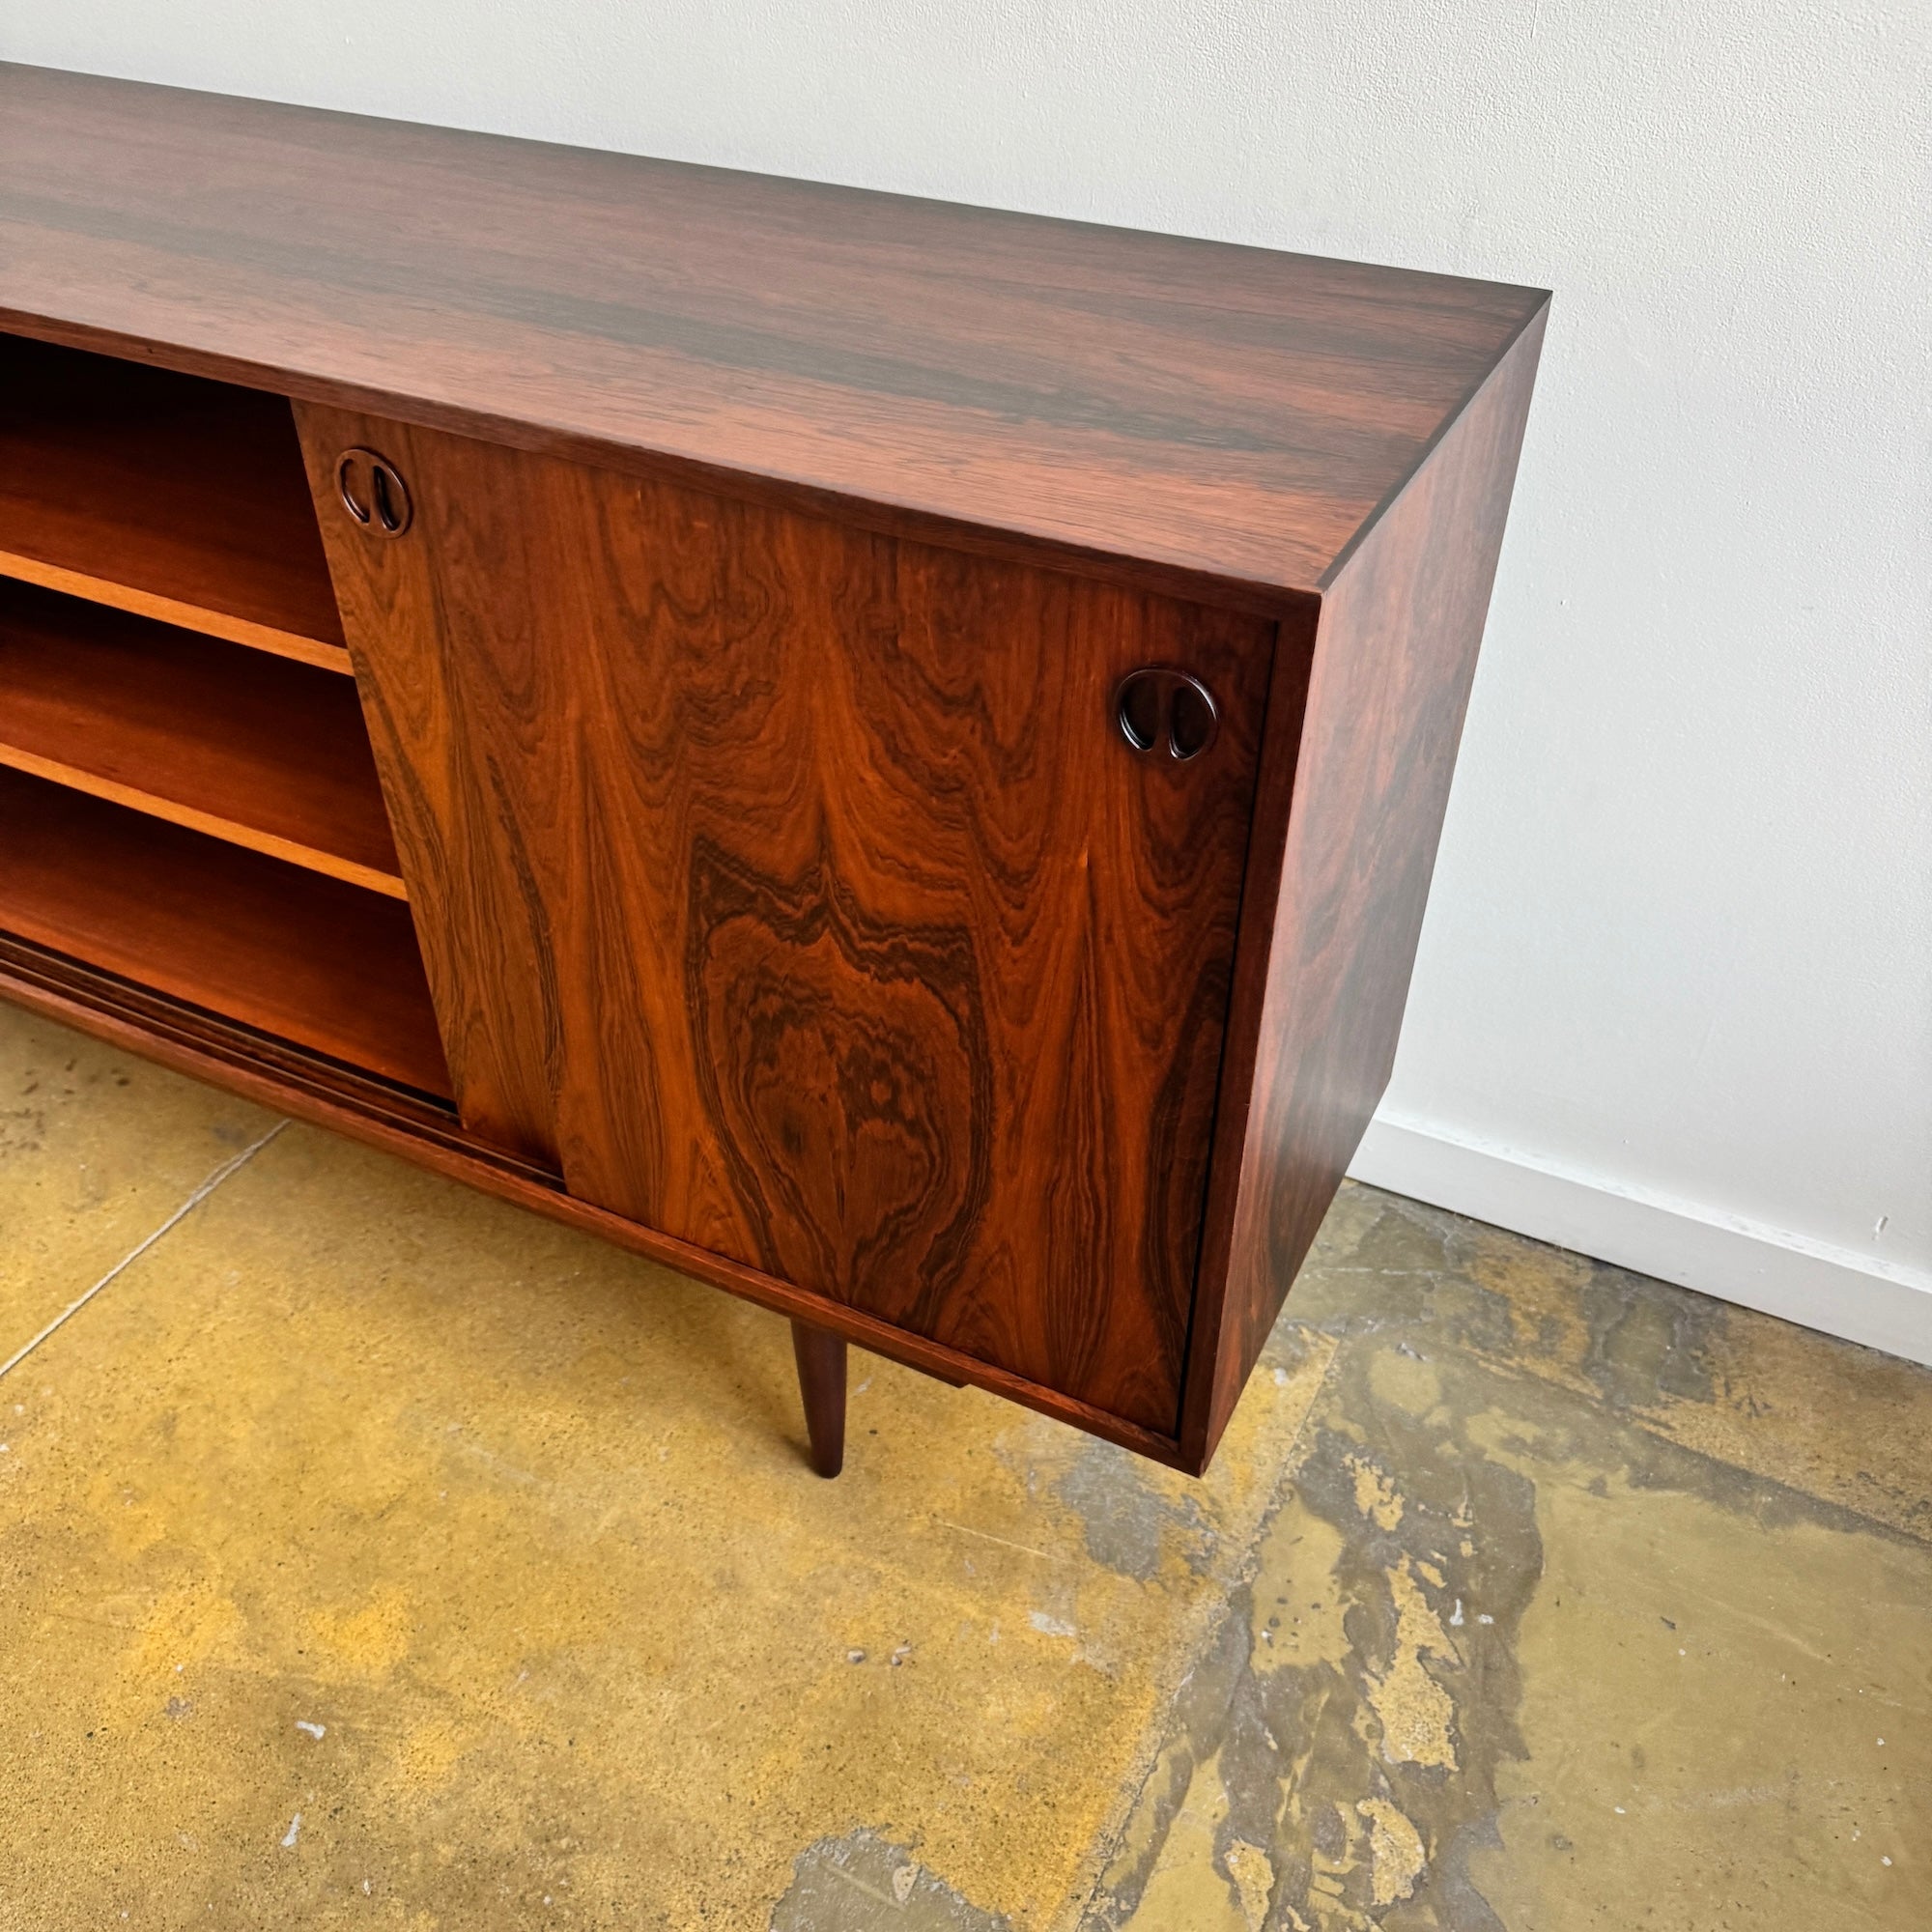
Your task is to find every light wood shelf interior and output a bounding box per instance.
[0,333,352,671]
[0,332,445,1100]
[0,581,405,896]
[0,765,450,1097]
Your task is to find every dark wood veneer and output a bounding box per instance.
[1,62,1539,611]
[297,411,1274,1433]
[0,64,1547,1474]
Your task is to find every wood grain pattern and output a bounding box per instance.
[0,331,349,665]
[0,582,403,894]
[1,63,1546,609]
[0,764,449,1095]
[1180,304,1549,1469]
[298,409,1275,1432]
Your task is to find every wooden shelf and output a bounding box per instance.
[0,582,404,895]
[0,334,351,670]
[0,930,567,1186]
[0,766,450,1096]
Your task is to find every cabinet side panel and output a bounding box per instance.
[296,412,1273,1432]
[1183,306,1547,1468]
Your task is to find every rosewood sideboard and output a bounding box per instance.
[0,63,1547,1478]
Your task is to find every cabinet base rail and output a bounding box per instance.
[0,929,1195,1474]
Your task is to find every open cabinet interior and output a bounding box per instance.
[0,331,453,1101]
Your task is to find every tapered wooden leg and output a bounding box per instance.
[791,1320,848,1478]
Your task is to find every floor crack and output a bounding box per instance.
[0,1118,288,1380]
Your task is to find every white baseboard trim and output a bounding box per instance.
[1348,1116,1932,1370]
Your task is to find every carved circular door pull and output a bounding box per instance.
[336,446,412,537]
[1113,667,1219,761]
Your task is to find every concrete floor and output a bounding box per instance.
[0,1000,1924,1929]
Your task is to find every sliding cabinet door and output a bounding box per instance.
[297,411,1273,1431]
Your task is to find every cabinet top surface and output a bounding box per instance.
[1,63,1547,601]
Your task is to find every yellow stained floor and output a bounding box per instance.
[0,1000,1924,1929]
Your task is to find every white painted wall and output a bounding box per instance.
[7,4,1929,1353]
